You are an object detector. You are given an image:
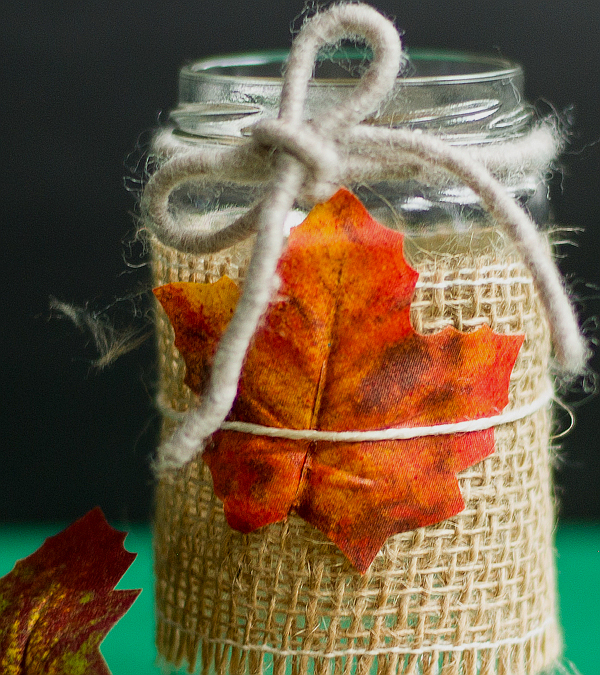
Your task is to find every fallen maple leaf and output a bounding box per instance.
[0,507,140,674]
[154,189,523,572]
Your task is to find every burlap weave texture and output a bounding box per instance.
[152,231,561,675]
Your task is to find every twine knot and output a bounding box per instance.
[250,119,340,206]
[144,3,587,470]
[245,3,403,207]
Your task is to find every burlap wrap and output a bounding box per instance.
[151,228,561,675]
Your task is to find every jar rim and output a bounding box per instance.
[180,48,522,87]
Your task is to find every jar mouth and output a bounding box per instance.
[181,48,521,86]
[172,48,532,145]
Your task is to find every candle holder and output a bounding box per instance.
[143,6,583,674]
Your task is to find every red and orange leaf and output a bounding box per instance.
[0,507,140,675]
[153,276,240,393]
[155,188,523,573]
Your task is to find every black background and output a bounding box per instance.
[2,0,599,523]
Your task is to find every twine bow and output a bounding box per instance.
[143,3,587,469]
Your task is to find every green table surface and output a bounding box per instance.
[1,522,598,674]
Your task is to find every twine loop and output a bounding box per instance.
[143,3,587,470]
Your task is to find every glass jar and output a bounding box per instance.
[150,49,560,675]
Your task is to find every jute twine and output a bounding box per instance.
[143,3,586,471]
[152,230,560,675]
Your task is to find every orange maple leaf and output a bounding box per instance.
[0,508,140,674]
[154,189,523,572]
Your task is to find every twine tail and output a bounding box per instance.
[156,157,302,469]
[151,3,403,469]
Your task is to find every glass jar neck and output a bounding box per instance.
[171,48,533,145]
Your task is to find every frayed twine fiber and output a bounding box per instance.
[142,3,587,471]
[152,231,561,675]
[49,297,151,369]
